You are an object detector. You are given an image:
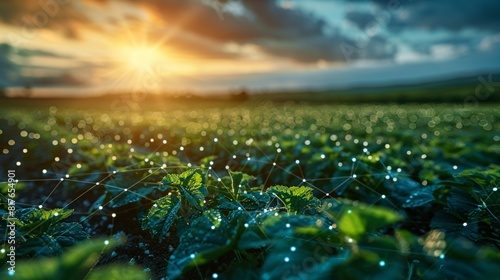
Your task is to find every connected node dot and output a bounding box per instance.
[104,240,109,245]
[290,246,296,252]
[379,260,386,267]
[284,257,290,262]
[112,213,116,218]
[212,273,218,279]
[463,222,468,227]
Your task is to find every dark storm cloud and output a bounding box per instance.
[122,0,395,63]
[0,43,87,87]
[345,0,500,32]
[0,44,16,87]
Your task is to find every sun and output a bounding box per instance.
[122,46,162,73]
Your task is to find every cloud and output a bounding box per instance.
[120,0,395,63]
[0,43,87,87]
[346,0,500,32]
[0,0,103,39]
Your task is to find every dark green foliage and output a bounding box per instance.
[1,103,499,279]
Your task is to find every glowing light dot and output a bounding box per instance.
[348,238,353,243]
[347,210,352,214]
[99,206,103,210]
[60,178,64,181]
[302,179,306,182]
[352,174,357,178]
[124,189,128,192]
[463,222,468,227]
[273,162,276,166]
[214,138,218,142]
[392,178,397,182]
[211,225,216,230]
[190,254,195,259]
[385,175,390,180]
[295,160,300,164]
[290,246,296,252]
[379,260,386,267]
[493,188,498,192]
[65,174,69,178]
[284,257,290,262]
[112,213,116,218]
[8,271,14,276]
[352,158,356,162]
[16,161,21,166]
[244,223,249,228]
[39,205,43,209]
[180,146,184,151]
[440,254,445,259]
[54,212,59,216]
[453,165,458,170]
[381,195,386,199]
[104,240,109,245]
[1,249,5,253]
[212,273,218,279]
[321,154,325,159]
[286,223,291,228]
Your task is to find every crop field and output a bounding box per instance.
[1,101,499,279]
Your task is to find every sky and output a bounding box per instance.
[0,0,499,97]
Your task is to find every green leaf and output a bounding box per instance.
[229,171,255,198]
[323,199,403,239]
[267,186,320,214]
[167,210,244,279]
[46,222,89,247]
[142,194,181,241]
[86,265,150,280]
[8,238,121,280]
[162,169,207,209]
